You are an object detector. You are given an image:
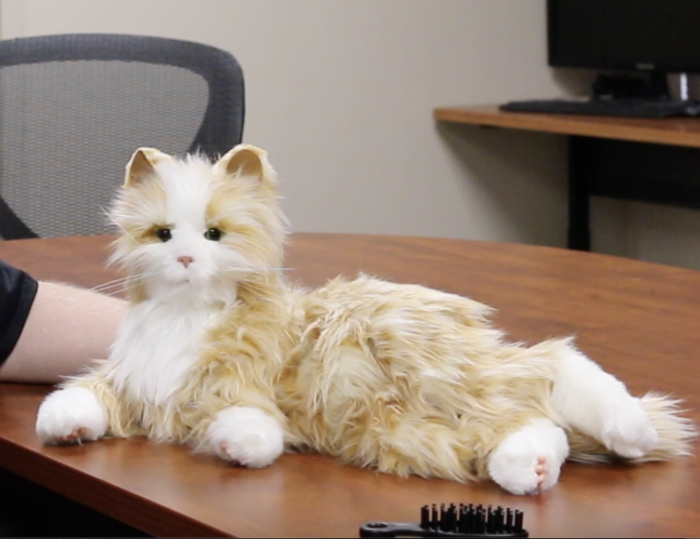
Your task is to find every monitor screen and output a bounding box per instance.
[548,0,700,74]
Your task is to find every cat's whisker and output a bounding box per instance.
[90,278,139,294]
[90,274,146,291]
[237,282,290,302]
[90,271,162,294]
[100,283,149,299]
[220,266,294,274]
[90,270,160,290]
[95,287,133,299]
[238,280,285,291]
[101,206,141,246]
[113,278,153,295]
[96,272,168,298]
[221,270,286,299]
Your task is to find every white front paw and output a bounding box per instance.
[601,397,659,459]
[206,406,284,468]
[35,387,108,444]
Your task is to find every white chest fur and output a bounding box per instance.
[107,301,218,406]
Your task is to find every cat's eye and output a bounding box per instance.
[155,228,172,242]
[204,227,223,241]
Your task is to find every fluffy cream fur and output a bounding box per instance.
[35,144,697,495]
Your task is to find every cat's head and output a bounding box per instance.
[108,144,289,305]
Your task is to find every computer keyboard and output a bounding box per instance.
[500,98,700,119]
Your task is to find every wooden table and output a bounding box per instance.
[1,233,699,538]
[434,105,700,251]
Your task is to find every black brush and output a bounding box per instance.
[359,502,528,537]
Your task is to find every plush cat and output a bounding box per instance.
[35,144,696,495]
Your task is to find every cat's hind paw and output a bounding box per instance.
[488,419,569,495]
[35,387,108,444]
[207,406,284,468]
[601,397,659,459]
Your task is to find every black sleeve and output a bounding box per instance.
[0,259,39,366]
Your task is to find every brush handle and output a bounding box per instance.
[359,521,529,538]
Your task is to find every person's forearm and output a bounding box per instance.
[0,281,127,384]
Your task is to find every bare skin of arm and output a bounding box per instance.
[0,281,126,384]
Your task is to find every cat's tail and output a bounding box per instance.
[567,392,698,463]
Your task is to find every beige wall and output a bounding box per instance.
[2,0,700,270]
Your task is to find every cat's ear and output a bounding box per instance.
[214,144,276,187]
[124,148,171,188]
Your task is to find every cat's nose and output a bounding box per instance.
[177,256,194,268]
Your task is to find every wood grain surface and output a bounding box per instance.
[0,233,698,538]
[433,104,700,148]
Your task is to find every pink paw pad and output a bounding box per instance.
[219,441,242,466]
[56,427,86,444]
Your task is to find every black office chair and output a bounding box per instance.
[0,33,245,240]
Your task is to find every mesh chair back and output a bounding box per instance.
[0,33,245,239]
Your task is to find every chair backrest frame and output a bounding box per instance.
[0,33,245,239]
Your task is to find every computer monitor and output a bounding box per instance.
[547,0,700,97]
